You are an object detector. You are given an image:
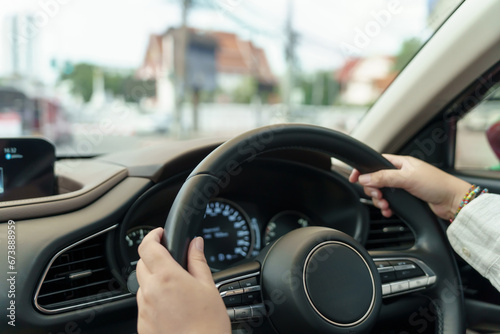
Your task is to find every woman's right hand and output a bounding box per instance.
[349,154,472,221]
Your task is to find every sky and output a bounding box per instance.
[0,0,434,83]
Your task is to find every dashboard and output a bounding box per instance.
[0,141,381,334]
[4,139,498,333]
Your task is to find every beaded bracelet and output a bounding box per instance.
[450,185,488,223]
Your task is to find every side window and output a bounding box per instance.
[456,83,500,170]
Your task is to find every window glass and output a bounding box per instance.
[0,0,463,156]
[456,83,500,170]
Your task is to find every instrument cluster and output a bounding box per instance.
[118,159,367,272]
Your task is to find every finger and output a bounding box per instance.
[381,208,394,218]
[138,227,163,255]
[138,227,178,273]
[135,259,151,287]
[363,186,383,200]
[358,168,409,189]
[372,198,393,217]
[373,198,390,211]
[136,285,145,309]
[349,169,361,183]
[187,237,214,286]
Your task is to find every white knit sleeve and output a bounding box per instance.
[446,193,500,292]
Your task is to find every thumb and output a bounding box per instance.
[187,237,214,286]
[358,168,409,189]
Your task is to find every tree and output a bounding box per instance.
[121,76,156,103]
[232,77,257,104]
[393,38,423,73]
[60,63,95,102]
[298,71,340,106]
[59,62,155,103]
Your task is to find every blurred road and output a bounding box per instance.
[55,103,500,171]
[56,103,367,156]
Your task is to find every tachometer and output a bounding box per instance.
[200,199,253,271]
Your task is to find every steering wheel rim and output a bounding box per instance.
[163,124,465,333]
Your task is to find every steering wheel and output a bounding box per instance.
[162,124,465,333]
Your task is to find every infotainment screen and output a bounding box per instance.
[0,138,56,202]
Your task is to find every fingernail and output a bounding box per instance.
[371,191,378,199]
[195,237,204,251]
[359,174,371,184]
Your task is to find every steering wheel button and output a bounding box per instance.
[242,292,260,304]
[239,277,258,288]
[390,281,409,293]
[395,267,424,280]
[221,288,244,297]
[375,261,394,273]
[223,295,242,307]
[220,281,241,293]
[251,304,266,318]
[382,284,391,296]
[394,264,416,270]
[377,266,395,273]
[408,277,428,289]
[234,306,253,320]
[375,261,391,268]
[380,271,397,283]
[243,285,261,293]
[389,260,414,267]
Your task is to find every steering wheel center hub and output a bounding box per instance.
[261,227,381,333]
[304,242,375,326]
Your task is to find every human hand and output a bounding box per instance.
[136,228,231,334]
[349,154,471,221]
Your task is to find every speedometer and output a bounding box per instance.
[199,199,253,271]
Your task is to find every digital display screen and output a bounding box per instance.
[0,138,56,202]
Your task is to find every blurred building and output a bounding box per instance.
[2,14,39,79]
[336,56,396,106]
[208,31,276,99]
[136,28,276,111]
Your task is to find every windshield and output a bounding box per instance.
[0,0,463,156]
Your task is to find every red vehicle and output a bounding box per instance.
[0,87,72,144]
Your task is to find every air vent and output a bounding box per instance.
[35,226,129,313]
[364,201,415,250]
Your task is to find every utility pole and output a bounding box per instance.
[284,0,297,121]
[173,0,190,138]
